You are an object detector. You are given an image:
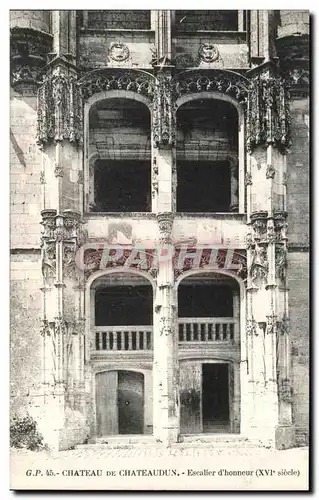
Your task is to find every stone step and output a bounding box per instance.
[76,434,270,450]
[77,435,157,449]
[177,435,268,448]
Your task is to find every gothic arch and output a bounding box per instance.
[174,268,246,359]
[85,268,155,362]
[174,267,245,295]
[87,267,156,292]
[174,83,246,213]
[79,68,156,108]
[82,73,153,212]
[175,90,244,116]
[172,69,250,107]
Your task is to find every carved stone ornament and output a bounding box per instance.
[288,67,309,91]
[157,212,174,244]
[108,42,130,62]
[250,211,268,241]
[246,72,291,153]
[266,164,276,179]
[11,63,44,87]
[160,316,174,336]
[275,244,287,281]
[245,231,254,250]
[41,241,56,281]
[79,68,155,102]
[172,69,249,104]
[37,67,83,146]
[267,219,276,244]
[250,243,268,287]
[266,313,278,335]
[10,27,52,87]
[40,209,83,283]
[54,164,63,177]
[246,318,257,337]
[63,243,78,280]
[274,210,288,242]
[280,316,289,336]
[153,72,176,147]
[148,267,158,279]
[245,172,252,186]
[198,43,219,63]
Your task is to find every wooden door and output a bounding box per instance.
[180,362,202,434]
[95,370,118,436]
[118,371,144,434]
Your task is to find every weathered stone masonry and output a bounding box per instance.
[10,10,309,450]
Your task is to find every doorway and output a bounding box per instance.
[202,363,230,432]
[95,370,144,436]
[118,371,144,434]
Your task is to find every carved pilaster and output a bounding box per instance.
[154,11,172,65]
[250,243,269,288]
[153,71,176,148]
[36,63,83,146]
[247,69,291,153]
[41,209,83,284]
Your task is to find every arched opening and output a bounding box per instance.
[96,370,145,436]
[177,272,241,434]
[91,273,153,352]
[88,98,151,212]
[176,99,239,213]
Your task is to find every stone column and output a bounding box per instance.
[245,65,291,446]
[152,69,176,213]
[249,10,277,66]
[36,16,87,446]
[153,212,179,444]
[152,13,175,213]
[154,11,172,65]
[51,11,77,64]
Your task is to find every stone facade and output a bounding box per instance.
[10,10,309,450]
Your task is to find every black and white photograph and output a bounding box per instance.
[9,8,310,491]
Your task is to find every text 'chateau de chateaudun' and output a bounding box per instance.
[10,10,309,450]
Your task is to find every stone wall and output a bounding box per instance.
[10,255,42,415]
[174,33,249,70]
[286,98,309,247]
[79,31,155,70]
[287,251,309,446]
[10,87,43,419]
[10,10,51,33]
[285,96,309,446]
[10,89,42,248]
[277,10,309,38]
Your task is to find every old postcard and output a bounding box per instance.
[10,9,310,491]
